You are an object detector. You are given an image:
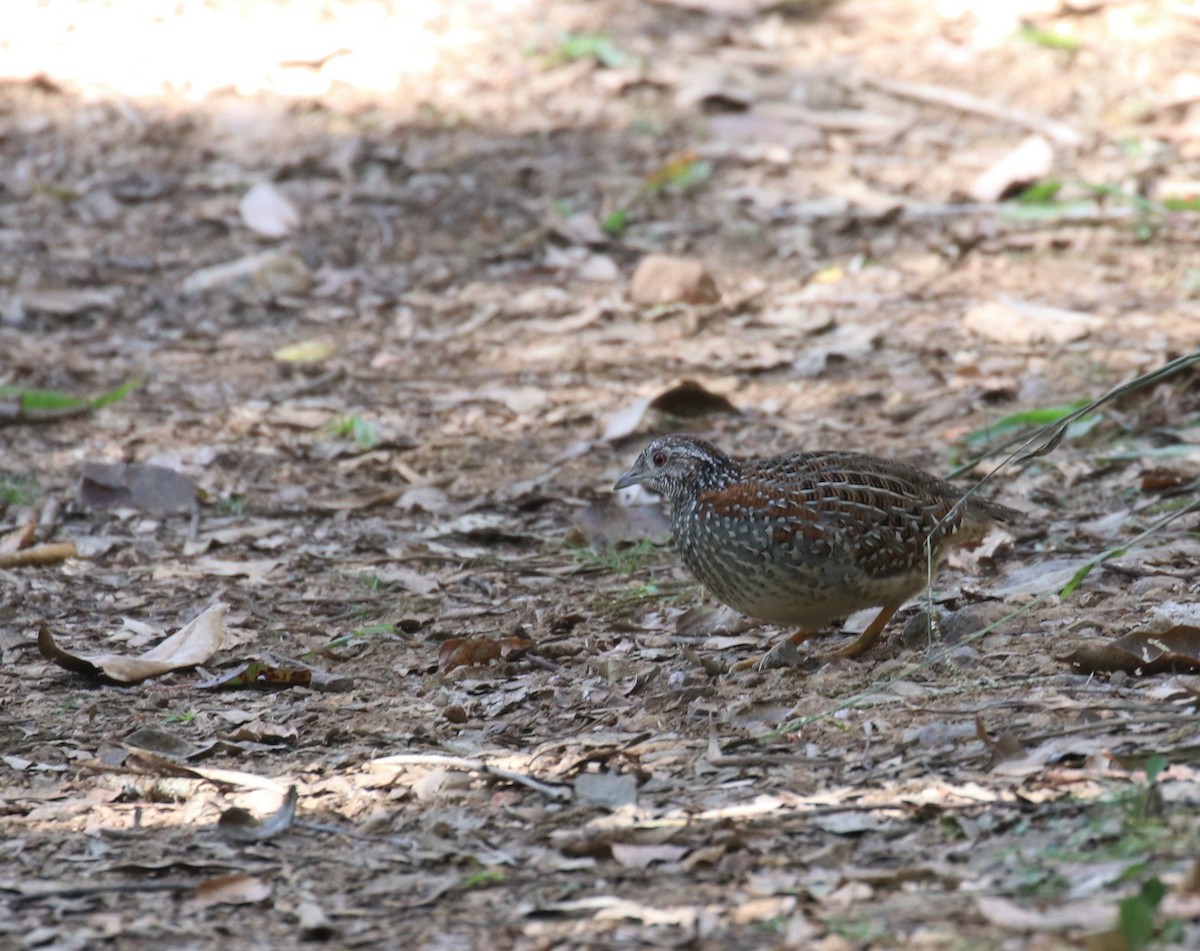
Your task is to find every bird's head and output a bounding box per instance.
[613,434,735,502]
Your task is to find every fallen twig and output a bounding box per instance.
[861,74,1085,147]
[0,542,77,568]
[368,753,572,800]
[9,881,193,905]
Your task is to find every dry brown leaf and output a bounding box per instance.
[186,874,273,910]
[239,181,300,238]
[604,380,738,441]
[602,397,653,442]
[1140,467,1192,491]
[969,135,1054,202]
[79,462,196,514]
[705,113,824,154]
[647,380,739,418]
[184,557,279,583]
[629,254,718,306]
[438,636,534,673]
[975,716,1026,763]
[217,785,298,843]
[38,603,228,684]
[574,772,638,808]
[1063,625,1200,675]
[17,286,121,316]
[0,542,77,568]
[181,250,312,299]
[976,895,1112,932]
[610,843,688,869]
[963,297,1102,345]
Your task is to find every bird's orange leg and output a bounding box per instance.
[728,607,900,673]
[730,629,816,672]
[834,603,900,658]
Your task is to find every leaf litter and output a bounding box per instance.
[3,0,1200,948]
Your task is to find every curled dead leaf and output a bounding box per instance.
[217,785,298,843]
[604,380,739,442]
[438,636,535,673]
[969,135,1054,203]
[38,603,228,684]
[1140,467,1191,492]
[186,874,273,909]
[610,843,688,869]
[239,181,300,238]
[647,380,739,418]
[629,254,719,306]
[1063,625,1200,675]
[975,716,1026,763]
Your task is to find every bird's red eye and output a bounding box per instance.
[652,451,668,467]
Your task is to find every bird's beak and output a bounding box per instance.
[613,463,645,491]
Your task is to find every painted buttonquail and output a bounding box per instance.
[614,434,1019,664]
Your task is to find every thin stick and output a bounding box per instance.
[11,881,192,904]
[368,753,572,800]
[861,74,1085,147]
[0,542,77,568]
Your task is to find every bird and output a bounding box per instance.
[613,433,1019,666]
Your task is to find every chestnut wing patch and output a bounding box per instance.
[696,481,827,544]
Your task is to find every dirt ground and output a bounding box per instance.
[2,0,1200,948]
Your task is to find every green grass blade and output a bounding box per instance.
[0,387,88,410]
[964,401,1091,446]
[89,376,146,409]
[0,376,145,412]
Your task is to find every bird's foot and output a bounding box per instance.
[731,637,813,673]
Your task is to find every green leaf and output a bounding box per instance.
[1016,179,1063,204]
[1017,25,1080,50]
[642,155,712,196]
[217,494,246,516]
[350,415,377,449]
[1076,181,1163,215]
[1,473,37,506]
[999,200,1093,222]
[353,623,397,638]
[1143,756,1167,786]
[17,388,88,410]
[325,413,377,449]
[1059,547,1126,599]
[89,376,146,409]
[461,868,504,888]
[602,208,628,234]
[964,401,1092,446]
[1118,892,1155,949]
[664,159,711,192]
[556,33,626,68]
[1140,877,1165,910]
[0,377,144,412]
